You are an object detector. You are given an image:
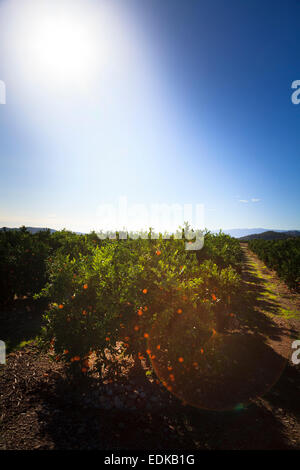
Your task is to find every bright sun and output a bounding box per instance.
[3,0,116,93]
[27,13,98,88]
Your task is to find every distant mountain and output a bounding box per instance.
[218,228,300,238]
[239,230,300,241]
[0,226,56,234]
[0,226,87,235]
[1,226,299,239]
[221,228,271,238]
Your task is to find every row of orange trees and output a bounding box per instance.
[0,226,99,306]
[32,229,243,376]
[0,227,243,375]
[248,238,300,289]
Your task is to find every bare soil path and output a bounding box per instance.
[240,243,300,329]
[239,243,300,358]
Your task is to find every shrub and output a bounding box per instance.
[248,238,300,289]
[37,231,242,376]
[0,227,51,305]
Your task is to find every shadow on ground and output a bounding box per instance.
[0,299,45,352]
[32,366,296,450]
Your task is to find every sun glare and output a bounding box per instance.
[26,12,98,88]
[2,0,118,93]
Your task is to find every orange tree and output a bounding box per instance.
[0,227,52,306]
[249,238,300,290]
[0,227,100,307]
[36,230,242,376]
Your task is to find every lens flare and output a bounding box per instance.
[147,308,289,411]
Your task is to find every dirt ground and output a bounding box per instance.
[0,245,300,450]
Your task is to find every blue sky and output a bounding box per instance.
[0,0,299,232]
